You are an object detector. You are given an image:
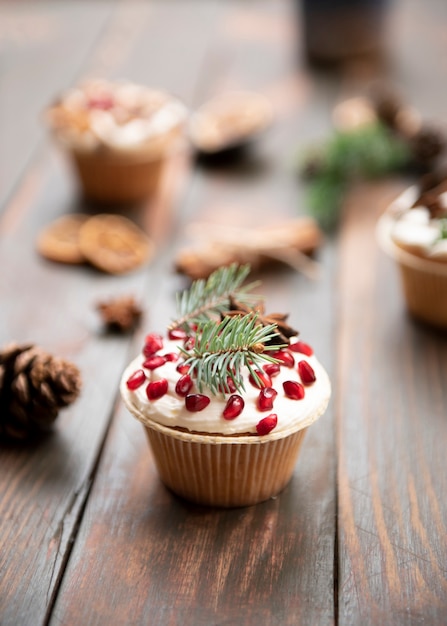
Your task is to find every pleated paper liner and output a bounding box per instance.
[121,374,330,508]
[68,127,186,204]
[377,213,447,329]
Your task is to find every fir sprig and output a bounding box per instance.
[170,263,260,332]
[180,315,283,395]
[439,219,447,240]
[300,122,412,230]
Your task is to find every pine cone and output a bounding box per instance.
[0,343,82,440]
[409,126,446,165]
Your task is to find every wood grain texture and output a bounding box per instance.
[336,180,447,624]
[0,1,204,624]
[49,1,337,625]
[0,1,114,213]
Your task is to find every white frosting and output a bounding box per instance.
[388,187,447,258]
[47,79,187,155]
[121,338,331,436]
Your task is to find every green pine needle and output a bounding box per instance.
[180,315,283,394]
[439,219,447,240]
[170,263,260,332]
[300,121,412,230]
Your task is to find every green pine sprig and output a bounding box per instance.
[170,263,260,332]
[439,219,447,240]
[300,121,412,230]
[180,314,283,395]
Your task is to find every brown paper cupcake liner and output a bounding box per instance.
[377,213,447,328]
[70,151,164,203]
[144,424,307,507]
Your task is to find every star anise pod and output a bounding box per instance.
[96,296,143,333]
[223,296,298,346]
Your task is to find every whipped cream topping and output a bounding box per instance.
[121,336,331,437]
[388,185,447,260]
[47,79,187,155]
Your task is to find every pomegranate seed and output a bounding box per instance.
[263,362,280,377]
[146,379,168,400]
[289,341,314,357]
[143,333,163,357]
[168,328,187,340]
[283,380,305,400]
[256,414,278,436]
[249,370,272,389]
[163,352,179,362]
[223,395,244,420]
[176,362,190,374]
[257,387,278,411]
[183,336,195,350]
[217,376,237,393]
[143,355,167,370]
[126,369,146,390]
[272,349,295,368]
[175,374,193,397]
[298,360,316,385]
[185,394,210,412]
[88,95,114,110]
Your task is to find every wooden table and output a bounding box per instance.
[1,1,447,624]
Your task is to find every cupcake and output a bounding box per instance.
[46,79,187,203]
[120,264,331,507]
[377,175,447,328]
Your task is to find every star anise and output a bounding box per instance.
[96,296,143,333]
[223,296,298,346]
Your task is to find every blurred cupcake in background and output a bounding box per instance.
[46,79,187,204]
[377,174,447,329]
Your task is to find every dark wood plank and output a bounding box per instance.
[0,1,212,624]
[335,1,447,622]
[0,1,114,213]
[49,1,338,624]
[337,179,447,624]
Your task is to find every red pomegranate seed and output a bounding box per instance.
[257,387,278,411]
[272,349,295,368]
[146,379,168,400]
[175,374,193,397]
[218,376,237,393]
[256,414,278,436]
[88,95,114,110]
[185,394,210,412]
[143,333,163,357]
[168,328,187,340]
[289,341,314,357]
[263,362,280,377]
[223,395,244,420]
[183,336,195,350]
[143,355,167,370]
[126,369,146,390]
[249,370,272,389]
[283,380,305,400]
[163,352,179,362]
[176,362,190,374]
[298,360,316,385]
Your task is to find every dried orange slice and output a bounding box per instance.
[37,214,88,264]
[78,214,153,274]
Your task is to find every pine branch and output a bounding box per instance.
[300,122,412,230]
[170,263,260,331]
[180,315,283,394]
[439,219,447,240]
